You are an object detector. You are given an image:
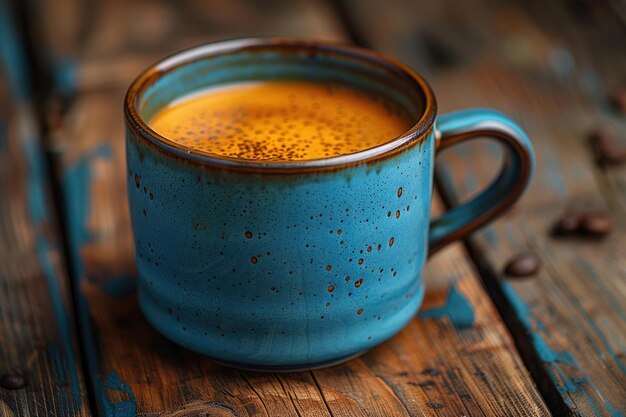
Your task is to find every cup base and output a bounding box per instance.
[211,350,368,373]
[139,275,426,369]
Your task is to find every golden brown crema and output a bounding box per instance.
[149,81,413,161]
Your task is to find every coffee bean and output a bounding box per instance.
[551,211,613,238]
[0,372,26,390]
[552,213,581,236]
[579,212,613,237]
[589,129,626,166]
[504,252,541,277]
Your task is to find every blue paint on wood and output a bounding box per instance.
[532,328,577,366]
[103,275,136,299]
[77,289,121,417]
[435,163,455,190]
[64,144,114,251]
[486,140,502,159]
[37,238,83,410]
[582,391,603,415]
[502,282,608,411]
[544,152,567,198]
[463,171,479,195]
[63,142,115,281]
[503,223,517,246]
[551,365,586,395]
[53,57,77,98]
[581,390,626,417]
[102,371,137,417]
[503,283,577,366]
[23,131,47,223]
[579,260,626,323]
[0,0,31,100]
[419,284,475,329]
[2,3,85,410]
[47,344,67,382]
[586,318,626,375]
[579,67,606,104]
[64,144,137,416]
[567,260,626,376]
[21,126,84,410]
[504,281,626,415]
[454,142,472,158]
[482,228,498,246]
[567,378,626,417]
[605,400,626,417]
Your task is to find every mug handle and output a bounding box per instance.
[428,109,534,255]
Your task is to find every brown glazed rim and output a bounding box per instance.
[124,37,437,173]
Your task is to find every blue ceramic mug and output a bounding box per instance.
[125,38,533,371]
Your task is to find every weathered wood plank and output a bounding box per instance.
[0,2,91,416]
[343,0,626,415]
[40,0,547,415]
[33,0,347,98]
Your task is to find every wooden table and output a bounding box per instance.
[1,0,624,415]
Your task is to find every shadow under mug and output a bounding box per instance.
[124,38,533,371]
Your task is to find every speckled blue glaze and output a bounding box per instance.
[125,39,533,370]
[127,131,433,368]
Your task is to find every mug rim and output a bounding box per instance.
[124,37,437,173]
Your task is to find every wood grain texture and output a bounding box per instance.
[39,0,546,415]
[0,3,91,416]
[342,0,626,415]
[33,0,347,98]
